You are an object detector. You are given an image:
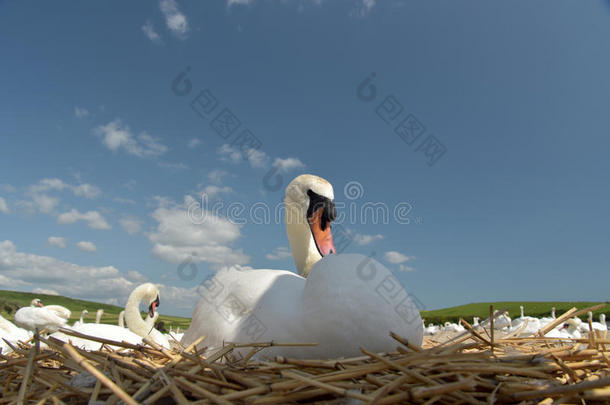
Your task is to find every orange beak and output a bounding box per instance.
[308,207,336,256]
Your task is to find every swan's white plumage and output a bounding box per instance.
[14,306,67,332]
[182,254,423,359]
[50,323,143,351]
[0,314,32,353]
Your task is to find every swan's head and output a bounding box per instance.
[135,283,161,318]
[81,309,89,316]
[30,298,43,307]
[285,174,337,276]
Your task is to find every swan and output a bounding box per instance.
[473,317,480,327]
[50,283,169,350]
[493,311,512,330]
[124,283,170,349]
[580,312,607,333]
[539,307,556,327]
[95,309,104,324]
[14,299,67,333]
[510,305,541,336]
[0,314,33,352]
[441,322,464,333]
[545,318,582,339]
[182,174,423,359]
[73,309,88,327]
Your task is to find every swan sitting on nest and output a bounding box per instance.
[182,174,423,359]
[51,283,170,350]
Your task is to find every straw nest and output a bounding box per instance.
[2,305,610,404]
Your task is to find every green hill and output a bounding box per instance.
[421,301,608,325]
[0,289,191,330]
[2,289,606,330]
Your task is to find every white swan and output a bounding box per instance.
[510,305,541,336]
[182,174,423,359]
[124,283,170,349]
[545,318,582,339]
[441,322,465,333]
[14,299,67,332]
[95,309,104,324]
[581,312,607,333]
[73,309,89,327]
[0,314,33,353]
[539,307,556,327]
[51,284,169,350]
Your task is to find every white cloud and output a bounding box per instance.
[160,0,189,38]
[266,246,292,261]
[77,241,97,252]
[33,288,60,296]
[352,233,384,246]
[158,161,188,170]
[0,184,16,193]
[74,106,90,118]
[119,217,143,235]
[217,144,269,168]
[397,264,416,272]
[72,183,101,199]
[227,0,254,5]
[187,138,201,148]
[201,185,233,198]
[48,236,67,249]
[383,251,412,264]
[94,119,168,158]
[208,169,228,184]
[218,144,242,164]
[29,178,101,199]
[142,20,162,43]
[0,240,198,311]
[113,197,136,205]
[0,197,8,214]
[148,196,249,268]
[273,157,305,172]
[57,209,111,230]
[32,194,60,213]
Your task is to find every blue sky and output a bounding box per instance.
[1,0,609,316]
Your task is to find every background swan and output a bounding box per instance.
[51,283,168,350]
[0,314,32,353]
[14,299,67,332]
[95,309,104,324]
[182,174,423,358]
[73,309,88,327]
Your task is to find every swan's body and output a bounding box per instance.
[14,300,67,332]
[510,306,541,336]
[0,314,32,352]
[494,312,512,330]
[440,322,464,333]
[51,283,169,350]
[44,304,71,321]
[182,175,423,359]
[424,323,439,335]
[51,323,143,351]
[580,312,607,333]
[545,318,582,339]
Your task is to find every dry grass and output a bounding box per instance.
[2,305,610,404]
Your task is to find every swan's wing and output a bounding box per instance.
[44,305,71,320]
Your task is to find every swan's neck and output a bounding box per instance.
[118,311,125,328]
[601,314,606,324]
[79,311,86,324]
[520,307,524,318]
[95,310,103,323]
[285,203,321,277]
[551,308,556,318]
[125,286,152,337]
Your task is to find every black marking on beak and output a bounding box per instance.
[148,295,160,317]
[307,189,336,231]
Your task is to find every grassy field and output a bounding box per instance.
[421,301,608,325]
[2,289,606,330]
[0,290,191,331]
